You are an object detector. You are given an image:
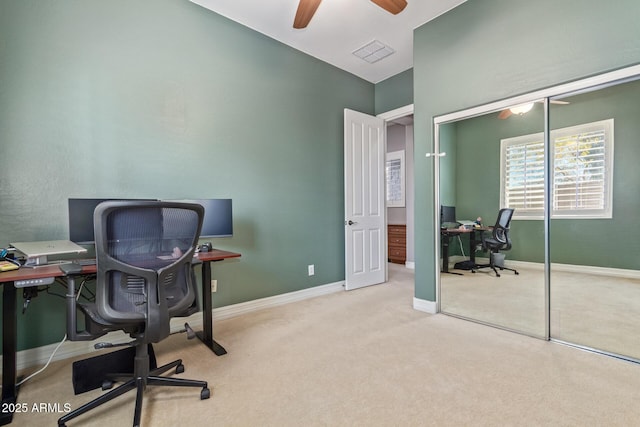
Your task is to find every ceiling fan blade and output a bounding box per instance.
[498,109,512,120]
[370,0,408,15]
[294,0,322,29]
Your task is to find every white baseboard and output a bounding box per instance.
[508,259,640,279]
[4,281,345,372]
[405,261,415,270]
[211,281,344,321]
[448,256,640,280]
[413,297,437,314]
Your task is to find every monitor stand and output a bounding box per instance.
[23,256,68,268]
[23,255,49,267]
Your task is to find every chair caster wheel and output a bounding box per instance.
[176,363,185,374]
[102,380,114,390]
[515,271,520,275]
[471,270,476,273]
[201,387,211,400]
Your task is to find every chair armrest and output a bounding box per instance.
[65,275,110,341]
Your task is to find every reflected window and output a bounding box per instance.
[501,119,614,219]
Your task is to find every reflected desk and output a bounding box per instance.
[0,248,239,426]
[440,227,490,274]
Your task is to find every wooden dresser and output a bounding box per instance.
[388,224,406,264]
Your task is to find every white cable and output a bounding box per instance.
[457,235,466,258]
[16,279,86,387]
[16,333,67,386]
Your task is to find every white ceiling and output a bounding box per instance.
[189,0,466,84]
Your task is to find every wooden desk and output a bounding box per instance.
[440,227,490,274]
[0,249,239,426]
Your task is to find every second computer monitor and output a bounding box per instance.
[172,199,233,238]
[440,205,457,226]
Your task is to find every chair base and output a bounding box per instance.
[58,347,209,427]
[472,255,519,278]
[473,264,519,277]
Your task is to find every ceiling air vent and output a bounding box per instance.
[352,40,395,64]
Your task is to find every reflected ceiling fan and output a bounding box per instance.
[294,0,408,29]
[497,100,570,119]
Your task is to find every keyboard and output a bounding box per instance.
[73,259,97,266]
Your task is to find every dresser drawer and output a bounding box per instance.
[389,247,406,258]
[388,225,406,236]
[388,236,406,246]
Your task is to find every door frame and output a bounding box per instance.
[378,104,414,282]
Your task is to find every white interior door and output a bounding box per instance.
[344,108,386,290]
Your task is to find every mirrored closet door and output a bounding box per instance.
[548,76,640,361]
[437,65,640,362]
[437,102,547,338]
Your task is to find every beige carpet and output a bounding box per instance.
[441,264,640,359]
[11,263,640,426]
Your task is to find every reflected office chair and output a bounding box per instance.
[59,201,210,427]
[473,208,519,277]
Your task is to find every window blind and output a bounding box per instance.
[500,119,613,219]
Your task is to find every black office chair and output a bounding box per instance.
[59,201,210,427]
[473,208,519,277]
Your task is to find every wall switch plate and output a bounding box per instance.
[308,265,314,276]
[211,279,217,292]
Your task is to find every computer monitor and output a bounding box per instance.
[440,205,457,226]
[167,199,233,238]
[68,198,155,244]
[69,198,109,244]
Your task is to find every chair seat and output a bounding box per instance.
[483,237,504,248]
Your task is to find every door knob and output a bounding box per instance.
[346,220,358,226]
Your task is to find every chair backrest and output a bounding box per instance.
[93,201,204,343]
[492,208,515,247]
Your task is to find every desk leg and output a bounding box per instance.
[1,283,17,426]
[441,234,463,275]
[441,234,450,273]
[469,231,476,265]
[470,230,485,267]
[195,260,227,356]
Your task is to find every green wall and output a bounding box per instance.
[0,0,373,351]
[414,0,640,301]
[374,68,413,114]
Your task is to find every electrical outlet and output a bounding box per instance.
[211,279,217,292]
[308,264,314,276]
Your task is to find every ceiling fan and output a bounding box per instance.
[497,100,570,119]
[293,0,408,29]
